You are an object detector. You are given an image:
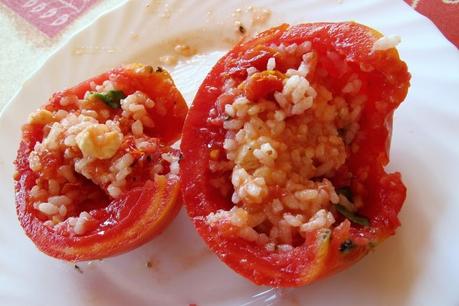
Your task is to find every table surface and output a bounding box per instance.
[0,0,124,111]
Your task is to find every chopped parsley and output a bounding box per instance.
[336,186,353,202]
[89,90,126,108]
[335,204,369,226]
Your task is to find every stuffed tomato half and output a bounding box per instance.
[15,64,188,261]
[180,23,410,286]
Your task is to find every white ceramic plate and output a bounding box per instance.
[1,0,458,305]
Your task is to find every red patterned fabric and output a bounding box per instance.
[0,0,98,37]
[404,0,459,47]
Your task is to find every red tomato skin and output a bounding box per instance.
[15,64,187,261]
[181,23,410,286]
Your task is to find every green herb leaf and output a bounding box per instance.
[336,186,353,202]
[335,204,369,226]
[90,90,126,108]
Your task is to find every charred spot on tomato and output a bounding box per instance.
[156,66,164,73]
[339,239,355,253]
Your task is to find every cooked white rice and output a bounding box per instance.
[26,76,178,236]
[206,41,366,251]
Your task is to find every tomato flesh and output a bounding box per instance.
[181,23,410,286]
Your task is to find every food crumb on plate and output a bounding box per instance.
[74,264,83,273]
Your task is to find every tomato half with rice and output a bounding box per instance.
[180,23,410,286]
[15,64,188,261]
